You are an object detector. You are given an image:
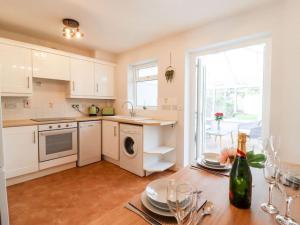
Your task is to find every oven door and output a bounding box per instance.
[39,128,77,162]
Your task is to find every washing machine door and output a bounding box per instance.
[123,136,137,158]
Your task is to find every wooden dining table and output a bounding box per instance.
[90,166,300,225]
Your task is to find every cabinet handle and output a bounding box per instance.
[27,76,30,89]
[72,81,75,91]
[113,126,117,136]
[96,83,99,92]
[33,131,36,144]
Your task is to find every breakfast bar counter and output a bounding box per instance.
[89,166,300,225]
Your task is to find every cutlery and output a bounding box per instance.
[127,202,162,225]
[194,201,214,225]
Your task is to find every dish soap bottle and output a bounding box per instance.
[229,133,252,209]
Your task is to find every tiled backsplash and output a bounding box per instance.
[1,79,113,120]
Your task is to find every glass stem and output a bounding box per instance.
[267,184,274,205]
[175,216,182,225]
[284,196,293,218]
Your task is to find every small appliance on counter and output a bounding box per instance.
[101,107,115,116]
[88,105,100,116]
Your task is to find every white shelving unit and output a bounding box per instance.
[144,146,175,155]
[143,125,176,175]
[144,161,175,172]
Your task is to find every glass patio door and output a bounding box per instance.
[195,43,266,158]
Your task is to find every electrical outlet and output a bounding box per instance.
[72,104,79,109]
[23,99,31,108]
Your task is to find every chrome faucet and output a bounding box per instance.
[122,101,136,117]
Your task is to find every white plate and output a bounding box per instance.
[141,191,173,217]
[202,153,221,165]
[202,160,225,168]
[147,196,170,211]
[197,159,231,171]
[145,179,169,206]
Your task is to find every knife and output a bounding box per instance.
[126,203,162,225]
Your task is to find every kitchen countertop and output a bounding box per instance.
[2,116,177,128]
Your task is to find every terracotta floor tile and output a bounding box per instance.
[7,161,173,225]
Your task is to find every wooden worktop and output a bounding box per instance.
[2,116,176,128]
[89,166,300,225]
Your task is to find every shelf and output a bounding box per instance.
[144,161,175,172]
[144,146,175,155]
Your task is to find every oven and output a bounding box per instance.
[38,122,78,162]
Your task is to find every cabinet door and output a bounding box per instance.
[70,58,94,96]
[32,50,70,81]
[0,44,32,95]
[3,126,38,179]
[102,121,119,160]
[94,63,114,97]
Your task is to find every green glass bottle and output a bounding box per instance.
[229,133,252,209]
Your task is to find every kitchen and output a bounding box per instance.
[1,0,300,225]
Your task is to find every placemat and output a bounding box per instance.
[126,192,207,225]
[190,162,230,177]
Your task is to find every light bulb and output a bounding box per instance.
[63,32,72,39]
[63,27,71,34]
[75,29,83,38]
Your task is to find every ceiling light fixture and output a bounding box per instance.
[62,18,84,39]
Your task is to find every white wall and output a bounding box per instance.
[115,0,300,166]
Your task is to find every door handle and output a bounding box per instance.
[27,76,30,89]
[113,126,117,136]
[33,131,36,144]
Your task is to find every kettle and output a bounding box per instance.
[88,105,100,116]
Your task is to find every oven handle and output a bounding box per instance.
[39,128,77,136]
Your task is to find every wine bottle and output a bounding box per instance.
[229,133,252,209]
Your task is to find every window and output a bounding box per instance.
[130,61,158,108]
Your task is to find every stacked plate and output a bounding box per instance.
[141,179,174,217]
[196,153,231,171]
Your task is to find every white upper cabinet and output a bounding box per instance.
[32,50,70,81]
[94,63,115,98]
[0,43,32,96]
[70,58,94,97]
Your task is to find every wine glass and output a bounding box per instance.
[167,180,180,224]
[176,183,194,224]
[276,163,300,225]
[260,140,279,214]
[167,180,195,225]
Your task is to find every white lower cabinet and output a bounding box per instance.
[3,126,39,179]
[102,120,119,160]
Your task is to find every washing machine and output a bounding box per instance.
[120,124,144,177]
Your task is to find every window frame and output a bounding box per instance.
[131,61,158,109]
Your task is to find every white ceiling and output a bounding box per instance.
[0,0,277,53]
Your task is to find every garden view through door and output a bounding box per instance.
[196,43,265,157]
